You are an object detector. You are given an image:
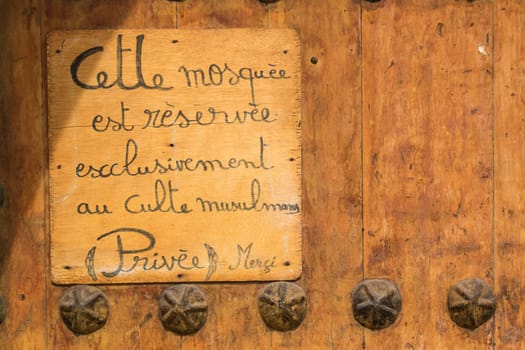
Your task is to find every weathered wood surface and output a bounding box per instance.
[0,0,525,349]
[0,0,47,349]
[267,1,364,348]
[494,1,525,349]
[43,3,181,349]
[178,2,273,349]
[47,29,302,284]
[362,1,494,349]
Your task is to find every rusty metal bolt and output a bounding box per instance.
[59,285,109,335]
[257,282,308,332]
[0,297,6,324]
[351,278,402,330]
[447,278,496,330]
[158,284,208,335]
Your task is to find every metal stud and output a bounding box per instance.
[257,282,307,332]
[59,285,109,335]
[158,284,208,335]
[447,278,496,330]
[351,278,402,330]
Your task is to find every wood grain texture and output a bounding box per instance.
[362,1,494,349]
[268,0,364,348]
[494,1,525,348]
[177,2,272,349]
[46,29,302,284]
[178,0,266,29]
[0,0,47,349]
[4,0,525,348]
[43,2,182,349]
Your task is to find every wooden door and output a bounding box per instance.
[0,0,524,348]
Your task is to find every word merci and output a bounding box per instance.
[70,34,290,106]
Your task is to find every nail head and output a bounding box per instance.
[447,278,496,330]
[351,278,402,330]
[257,282,308,332]
[158,284,209,335]
[59,285,109,335]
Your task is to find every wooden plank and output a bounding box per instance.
[362,1,494,348]
[268,1,364,348]
[176,2,272,349]
[43,0,178,30]
[42,2,187,349]
[14,0,525,349]
[0,0,47,349]
[47,29,302,284]
[494,1,525,348]
[177,0,266,29]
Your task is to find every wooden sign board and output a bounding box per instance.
[47,30,301,284]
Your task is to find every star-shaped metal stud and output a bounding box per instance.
[257,282,308,332]
[59,285,109,335]
[447,278,496,330]
[158,284,208,335]
[351,278,402,330]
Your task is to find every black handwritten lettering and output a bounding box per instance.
[229,242,276,273]
[96,227,156,278]
[141,103,275,130]
[92,101,134,132]
[83,228,276,281]
[76,202,112,215]
[178,63,290,106]
[142,103,192,129]
[196,178,300,214]
[85,246,97,280]
[70,34,173,91]
[75,137,273,179]
[204,243,218,281]
[124,179,192,214]
[84,228,212,280]
[67,35,298,283]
